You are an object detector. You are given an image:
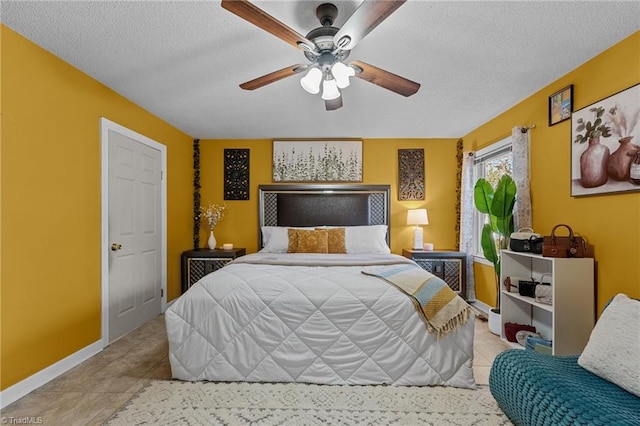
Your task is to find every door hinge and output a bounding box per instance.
[161,171,164,180]
[161,288,164,297]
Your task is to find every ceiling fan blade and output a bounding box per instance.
[239,64,307,90]
[325,96,343,111]
[350,60,420,97]
[333,0,406,50]
[221,0,316,51]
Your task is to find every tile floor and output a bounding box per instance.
[1,313,510,425]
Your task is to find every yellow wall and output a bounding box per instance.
[464,31,640,313]
[2,20,636,394]
[198,138,460,255]
[0,26,193,390]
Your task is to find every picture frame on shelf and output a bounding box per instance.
[548,84,573,126]
[571,83,640,197]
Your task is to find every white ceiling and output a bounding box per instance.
[2,1,638,139]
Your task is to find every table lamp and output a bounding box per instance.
[407,208,429,250]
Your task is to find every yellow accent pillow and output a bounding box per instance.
[287,228,299,252]
[316,227,346,253]
[291,229,329,253]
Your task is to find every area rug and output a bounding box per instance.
[106,380,512,425]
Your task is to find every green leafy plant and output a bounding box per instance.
[474,174,517,310]
[574,106,612,143]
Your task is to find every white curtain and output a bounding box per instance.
[459,151,476,301]
[512,127,532,230]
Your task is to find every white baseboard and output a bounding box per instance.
[0,340,103,409]
[471,300,492,316]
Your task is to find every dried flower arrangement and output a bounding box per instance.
[607,103,640,139]
[200,202,227,229]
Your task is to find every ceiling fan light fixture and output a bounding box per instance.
[321,78,341,100]
[300,67,323,94]
[331,62,355,89]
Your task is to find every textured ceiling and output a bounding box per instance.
[2,1,639,139]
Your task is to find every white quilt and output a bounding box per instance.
[166,253,476,388]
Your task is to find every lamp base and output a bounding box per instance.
[412,227,424,250]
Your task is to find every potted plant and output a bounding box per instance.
[474,174,516,335]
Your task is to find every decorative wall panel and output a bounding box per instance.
[224,149,250,200]
[398,148,425,200]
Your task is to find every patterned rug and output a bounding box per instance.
[106,380,512,425]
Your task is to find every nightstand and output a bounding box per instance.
[181,248,246,293]
[402,249,467,299]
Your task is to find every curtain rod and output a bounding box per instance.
[520,124,536,133]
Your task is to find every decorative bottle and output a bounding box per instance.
[630,150,640,185]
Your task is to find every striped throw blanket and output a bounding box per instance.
[362,264,471,337]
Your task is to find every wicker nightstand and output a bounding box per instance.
[181,248,246,293]
[402,249,467,299]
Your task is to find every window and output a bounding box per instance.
[473,137,513,259]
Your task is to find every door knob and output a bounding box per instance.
[111,243,122,251]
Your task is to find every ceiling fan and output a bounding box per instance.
[221,0,420,111]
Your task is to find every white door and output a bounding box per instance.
[108,130,162,342]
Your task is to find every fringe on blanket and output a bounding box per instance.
[362,265,472,338]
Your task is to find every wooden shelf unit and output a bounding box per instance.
[500,250,595,355]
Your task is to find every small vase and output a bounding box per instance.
[607,136,637,181]
[580,136,610,188]
[207,230,216,250]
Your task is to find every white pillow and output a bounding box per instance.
[345,225,390,254]
[578,293,640,397]
[261,226,314,252]
[260,227,287,252]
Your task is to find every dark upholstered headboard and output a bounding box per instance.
[258,184,390,248]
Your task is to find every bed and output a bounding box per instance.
[166,185,476,388]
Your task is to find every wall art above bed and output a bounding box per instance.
[273,140,362,182]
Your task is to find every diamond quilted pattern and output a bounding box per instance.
[295,310,343,351]
[166,254,476,388]
[319,334,369,381]
[243,309,291,355]
[222,331,270,377]
[270,334,320,379]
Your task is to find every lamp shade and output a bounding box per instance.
[300,68,322,94]
[407,209,429,225]
[331,62,355,89]
[321,78,341,100]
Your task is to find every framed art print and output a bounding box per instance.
[272,140,362,182]
[549,85,573,126]
[571,83,640,197]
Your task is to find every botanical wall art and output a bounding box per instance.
[549,85,573,126]
[398,148,425,200]
[273,140,362,182]
[224,149,250,200]
[571,83,640,197]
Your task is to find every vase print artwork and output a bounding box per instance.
[571,83,640,196]
[607,136,638,181]
[580,137,610,188]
